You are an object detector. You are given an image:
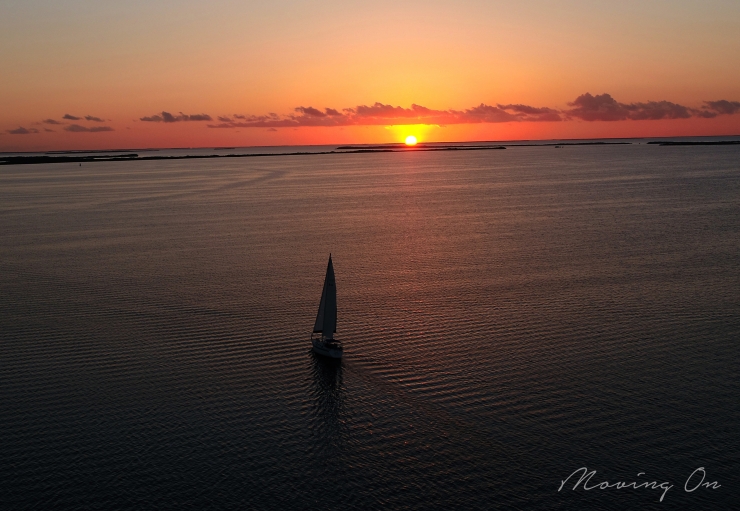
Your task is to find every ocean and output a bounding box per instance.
[1,141,738,510]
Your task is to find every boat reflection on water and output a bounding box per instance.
[307,351,346,450]
[309,352,344,414]
[305,352,351,499]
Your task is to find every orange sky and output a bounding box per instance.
[2,1,739,151]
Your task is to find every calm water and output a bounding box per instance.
[1,144,738,510]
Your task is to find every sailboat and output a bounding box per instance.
[311,254,343,359]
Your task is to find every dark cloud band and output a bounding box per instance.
[208,102,563,129]
[140,111,213,122]
[64,124,114,132]
[703,100,740,116]
[208,94,740,129]
[8,127,39,135]
[565,93,694,121]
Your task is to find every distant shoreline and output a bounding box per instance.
[646,140,740,146]
[1,145,504,166]
[336,141,630,150]
[1,139,739,166]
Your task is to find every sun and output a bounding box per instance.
[405,135,418,146]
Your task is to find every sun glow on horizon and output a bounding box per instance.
[405,135,418,146]
[387,125,436,147]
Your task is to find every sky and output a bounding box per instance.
[1,0,739,151]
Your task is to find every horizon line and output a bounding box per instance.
[2,133,740,156]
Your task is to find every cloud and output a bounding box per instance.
[629,101,692,120]
[464,104,523,123]
[63,114,81,120]
[85,115,105,122]
[43,118,62,125]
[566,93,694,121]
[293,106,344,118]
[208,102,561,129]
[497,104,563,121]
[703,100,740,116]
[140,111,213,122]
[8,127,39,134]
[140,113,164,122]
[64,124,114,132]
[295,106,327,117]
[350,102,437,119]
[692,110,718,119]
[565,93,628,121]
[130,95,740,131]
[267,128,278,132]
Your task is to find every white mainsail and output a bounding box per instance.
[313,255,337,339]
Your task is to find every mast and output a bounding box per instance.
[313,255,337,340]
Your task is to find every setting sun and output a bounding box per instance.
[405,135,418,146]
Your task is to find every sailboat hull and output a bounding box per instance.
[312,338,343,359]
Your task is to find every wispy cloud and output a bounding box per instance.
[8,126,39,134]
[140,111,213,122]
[63,114,81,121]
[42,119,62,125]
[64,124,114,132]
[84,115,105,122]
